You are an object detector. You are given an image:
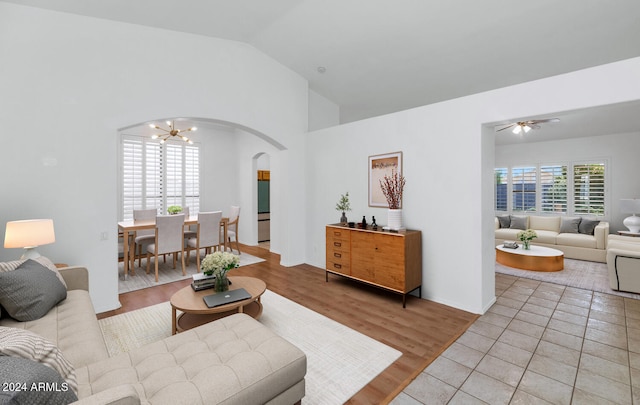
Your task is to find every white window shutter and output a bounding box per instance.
[120,135,200,220]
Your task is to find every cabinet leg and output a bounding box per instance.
[402,294,406,308]
[325,271,328,282]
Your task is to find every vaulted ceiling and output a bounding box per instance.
[3,0,640,139]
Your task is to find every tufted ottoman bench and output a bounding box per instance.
[74,313,306,405]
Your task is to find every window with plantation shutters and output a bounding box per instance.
[495,168,507,211]
[540,165,567,213]
[120,135,200,221]
[184,145,200,213]
[574,163,605,215]
[494,161,606,217]
[512,166,536,212]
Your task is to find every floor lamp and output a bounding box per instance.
[620,199,640,234]
[4,219,56,259]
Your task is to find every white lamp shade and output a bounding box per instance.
[620,199,640,214]
[4,219,55,248]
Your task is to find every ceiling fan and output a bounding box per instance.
[496,118,560,134]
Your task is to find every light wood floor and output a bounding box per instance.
[99,244,478,404]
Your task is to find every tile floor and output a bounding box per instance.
[391,273,640,404]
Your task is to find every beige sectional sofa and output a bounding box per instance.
[606,234,640,294]
[495,215,609,262]
[0,261,306,404]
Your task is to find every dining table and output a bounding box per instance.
[118,215,229,279]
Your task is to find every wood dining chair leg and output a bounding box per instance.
[146,252,151,274]
[155,252,160,282]
[180,251,186,276]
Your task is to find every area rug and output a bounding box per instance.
[118,252,265,294]
[495,258,640,300]
[98,290,402,404]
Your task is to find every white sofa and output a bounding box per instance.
[0,260,306,404]
[495,215,609,262]
[606,234,640,293]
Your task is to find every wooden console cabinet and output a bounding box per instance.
[325,224,422,307]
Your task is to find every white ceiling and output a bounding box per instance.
[4,0,640,140]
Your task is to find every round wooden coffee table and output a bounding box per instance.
[496,244,564,272]
[170,276,266,334]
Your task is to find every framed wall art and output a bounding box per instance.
[368,151,402,207]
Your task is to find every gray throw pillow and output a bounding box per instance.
[0,259,67,321]
[560,217,581,234]
[579,218,600,235]
[497,215,511,228]
[0,356,77,404]
[0,327,77,393]
[509,215,527,230]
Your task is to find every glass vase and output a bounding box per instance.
[215,274,229,292]
[522,240,530,250]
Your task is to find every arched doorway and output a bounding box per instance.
[256,153,271,248]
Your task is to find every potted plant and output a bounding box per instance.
[167,205,182,215]
[200,251,240,291]
[380,170,406,230]
[335,192,352,224]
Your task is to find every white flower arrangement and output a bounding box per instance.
[517,229,538,242]
[200,251,240,277]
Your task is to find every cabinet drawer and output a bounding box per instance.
[326,260,350,275]
[326,250,350,263]
[328,228,349,240]
[327,238,350,253]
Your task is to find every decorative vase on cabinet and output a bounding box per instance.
[340,212,348,224]
[387,209,403,231]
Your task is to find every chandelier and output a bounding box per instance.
[148,120,196,144]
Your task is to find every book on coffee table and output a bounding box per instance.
[192,273,215,283]
[191,273,216,291]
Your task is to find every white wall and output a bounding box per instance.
[305,57,640,314]
[0,3,308,312]
[496,131,640,233]
[308,89,340,131]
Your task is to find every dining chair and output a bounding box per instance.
[186,211,223,269]
[182,206,197,240]
[133,208,157,267]
[146,214,186,282]
[226,205,241,254]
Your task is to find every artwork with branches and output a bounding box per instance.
[368,151,402,207]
